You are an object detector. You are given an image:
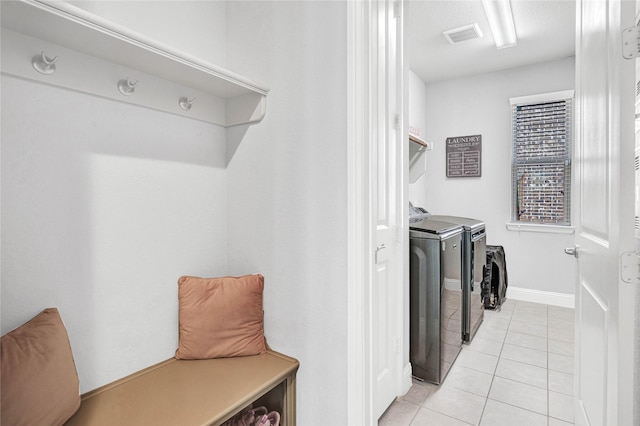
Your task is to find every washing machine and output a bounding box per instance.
[409,218,463,384]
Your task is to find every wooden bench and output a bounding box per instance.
[65,350,299,426]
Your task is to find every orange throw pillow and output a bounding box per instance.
[1,308,81,426]
[175,274,267,359]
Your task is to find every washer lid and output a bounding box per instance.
[426,215,485,231]
[409,219,463,236]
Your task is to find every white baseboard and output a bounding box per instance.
[401,362,412,395]
[506,286,575,308]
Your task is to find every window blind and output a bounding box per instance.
[511,97,572,225]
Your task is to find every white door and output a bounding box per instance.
[573,0,637,424]
[373,0,403,419]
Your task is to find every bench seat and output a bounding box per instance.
[65,350,299,426]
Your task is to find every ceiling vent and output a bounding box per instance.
[443,23,483,44]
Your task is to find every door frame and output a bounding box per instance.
[346,0,374,422]
[347,0,410,423]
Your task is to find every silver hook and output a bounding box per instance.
[178,96,196,111]
[117,78,138,96]
[32,51,58,75]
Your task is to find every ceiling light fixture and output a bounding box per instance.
[481,0,517,49]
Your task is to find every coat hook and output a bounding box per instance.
[178,96,196,111]
[32,51,58,75]
[117,78,138,96]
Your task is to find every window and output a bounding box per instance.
[510,90,574,227]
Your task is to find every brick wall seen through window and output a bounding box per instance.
[510,92,573,225]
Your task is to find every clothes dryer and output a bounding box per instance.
[426,215,486,342]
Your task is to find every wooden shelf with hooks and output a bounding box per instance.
[0,0,268,127]
[409,132,428,183]
[409,133,428,147]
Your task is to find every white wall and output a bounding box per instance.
[410,57,577,296]
[3,3,350,423]
[408,70,429,185]
[225,2,349,424]
[68,0,227,66]
[409,70,427,137]
[0,4,229,393]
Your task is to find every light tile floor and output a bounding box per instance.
[379,300,575,426]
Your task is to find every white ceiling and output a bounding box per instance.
[407,0,576,84]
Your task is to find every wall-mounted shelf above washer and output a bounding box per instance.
[409,133,428,147]
[0,0,269,127]
[409,132,428,183]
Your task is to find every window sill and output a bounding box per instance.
[506,222,575,234]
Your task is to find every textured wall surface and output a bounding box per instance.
[1,75,228,392]
[225,2,349,424]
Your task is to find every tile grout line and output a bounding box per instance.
[485,396,552,419]
[478,365,497,425]
[484,300,554,423]
[406,398,420,426]
[477,300,512,425]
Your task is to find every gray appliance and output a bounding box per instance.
[427,215,486,342]
[409,219,463,384]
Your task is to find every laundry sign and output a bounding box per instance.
[446,134,482,178]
